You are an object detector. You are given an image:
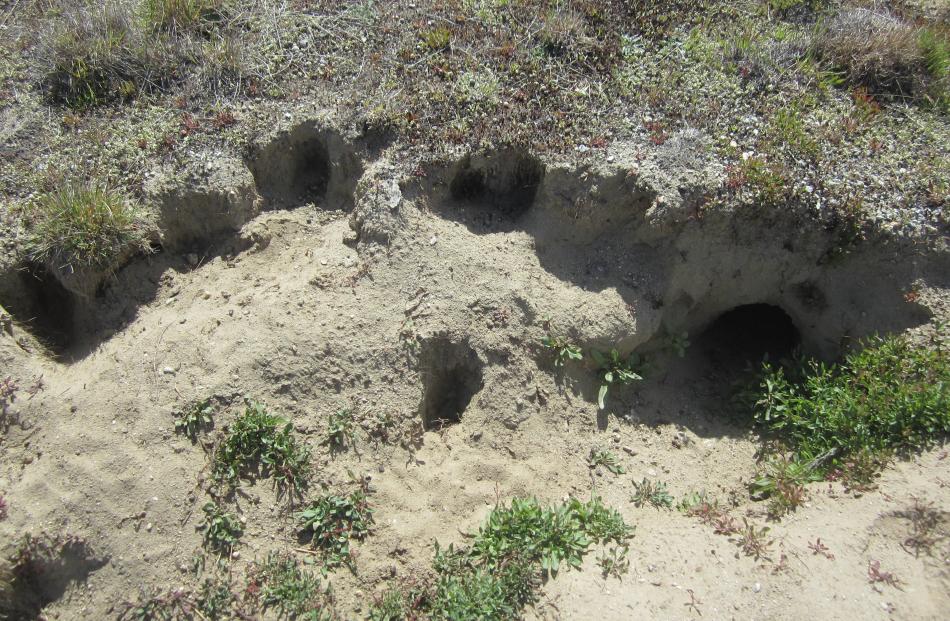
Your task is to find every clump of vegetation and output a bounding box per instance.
[814,7,949,110]
[664,330,690,358]
[631,478,674,509]
[368,497,633,620]
[23,184,152,284]
[142,0,225,33]
[211,400,311,498]
[596,544,630,580]
[120,577,236,621]
[324,409,355,449]
[173,398,214,440]
[587,448,625,475]
[541,335,583,367]
[591,349,644,409]
[198,501,242,555]
[750,456,817,519]
[733,518,773,560]
[295,489,373,569]
[745,334,949,486]
[247,552,333,620]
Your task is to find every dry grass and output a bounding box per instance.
[814,7,948,108]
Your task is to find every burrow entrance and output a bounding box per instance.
[694,303,801,372]
[418,337,484,430]
[448,150,545,220]
[2,267,78,352]
[249,122,362,210]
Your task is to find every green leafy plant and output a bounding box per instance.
[587,448,625,475]
[733,518,772,560]
[173,398,214,440]
[24,184,153,273]
[198,501,242,555]
[664,331,691,358]
[247,552,332,620]
[295,490,373,568]
[744,334,949,482]
[370,496,632,620]
[597,545,630,580]
[324,409,355,449]
[421,26,452,51]
[631,478,674,509]
[211,400,310,499]
[591,349,644,409]
[750,456,818,519]
[541,335,583,367]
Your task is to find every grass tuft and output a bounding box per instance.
[24,184,152,274]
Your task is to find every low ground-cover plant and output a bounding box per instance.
[198,501,242,555]
[631,478,674,509]
[743,334,949,503]
[247,552,332,620]
[591,349,644,409]
[324,409,355,449]
[541,335,583,367]
[368,496,633,620]
[173,398,214,440]
[587,448,625,475]
[211,400,310,499]
[23,184,152,276]
[295,489,373,569]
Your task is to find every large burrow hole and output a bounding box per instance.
[2,267,78,352]
[448,150,545,221]
[249,123,361,210]
[695,303,801,373]
[418,338,485,430]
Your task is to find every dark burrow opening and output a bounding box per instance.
[448,151,544,220]
[261,137,330,207]
[6,267,77,352]
[419,338,485,430]
[695,303,801,373]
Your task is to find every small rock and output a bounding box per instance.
[753,582,761,593]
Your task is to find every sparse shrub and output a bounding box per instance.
[247,552,332,620]
[198,501,242,555]
[211,400,310,498]
[295,490,373,568]
[631,478,674,509]
[173,398,214,440]
[591,349,644,409]
[24,184,153,276]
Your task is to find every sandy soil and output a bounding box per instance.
[1,165,948,620]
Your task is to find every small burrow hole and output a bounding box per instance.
[696,303,801,370]
[419,338,485,430]
[448,150,544,219]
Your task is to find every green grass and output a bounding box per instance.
[744,333,950,487]
[24,184,152,272]
[211,400,310,499]
[369,496,633,620]
[295,490,373,569]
